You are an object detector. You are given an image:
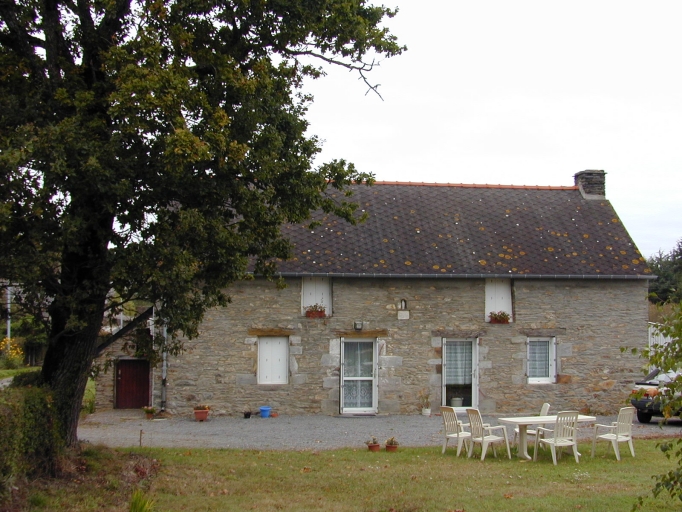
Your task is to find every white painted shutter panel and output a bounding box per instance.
[258,337,288,384]
[485,278,512,322]
[301,277,332,314]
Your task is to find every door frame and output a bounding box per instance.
[339,337,378,414]
[441,338,479,411]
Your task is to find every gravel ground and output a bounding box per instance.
[77,409,682,451]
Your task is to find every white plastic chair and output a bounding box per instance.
[440,406,472,456]
[591,406,636,461]
[534,410,580,465]
[466,408,511,461]
[513,402,550,446]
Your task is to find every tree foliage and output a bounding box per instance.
[635,303,682,507]
[0,0,404,445]
[648,239,682,304]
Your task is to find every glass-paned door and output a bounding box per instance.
[340,339,377,414]
[442,339,478,409]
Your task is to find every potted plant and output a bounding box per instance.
[418,388,431,416]
[142,406,156,420]
[243,410,252,419]
[305,303,326,318]
[193,404,210,421]
[488,310,511,324]
[365,436,380,452]
[385,436,399,452]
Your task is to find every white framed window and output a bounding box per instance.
[527,337,556,384]
[485,278,513,322]
[257,336,288,384]
[301,277,332,315]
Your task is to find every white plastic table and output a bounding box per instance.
[498,414,596,460]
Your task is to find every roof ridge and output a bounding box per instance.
[373,181,579,190]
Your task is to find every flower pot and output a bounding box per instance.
[194,409,209,421]
[244,411,251,419]
[385,444,398,452]
[145,412,154,420]
[367,443,380,452]
[305,310,326,318]
[421,408,431,416]
[489,318,509,324]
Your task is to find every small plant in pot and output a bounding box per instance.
[365,436,380,452]
[418,388,431,416]
[385,436,399,452]
[142,406,156,419]
[488,310,511,324]
[305,303,326,318]
[243,410,252,419]
[193,404,210,421]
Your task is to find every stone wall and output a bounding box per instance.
[94,277,648,417]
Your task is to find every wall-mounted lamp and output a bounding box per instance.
[353,321,363,331]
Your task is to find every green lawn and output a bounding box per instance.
[21,439,682,511]
[0,367,35,380]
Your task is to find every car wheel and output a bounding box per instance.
[637,410,653,424]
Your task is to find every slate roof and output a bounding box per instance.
[277,182,652,279]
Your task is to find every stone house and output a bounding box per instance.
[95,170,652,416]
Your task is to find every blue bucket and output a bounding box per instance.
[259,406,271,418]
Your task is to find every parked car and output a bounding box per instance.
[630,368,680,423]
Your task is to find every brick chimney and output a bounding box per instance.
[574,170,606,199]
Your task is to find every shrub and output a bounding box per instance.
[0,385,62,505]
[0,338,24,370]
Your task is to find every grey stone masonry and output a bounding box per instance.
[574,170,606,198]
[94,276,648,418]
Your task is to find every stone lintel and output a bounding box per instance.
[247,328,296,336]
[335,329,389,338]
[518,328,567,337]
[431,330,483,339]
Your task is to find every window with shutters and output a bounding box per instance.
[527,337,556,384]
[257,336,288,384]
[301,277,332,316]
[484,278,513,322]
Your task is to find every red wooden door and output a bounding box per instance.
[115,359,150,409]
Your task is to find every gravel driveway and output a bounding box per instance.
[77,410,682,450]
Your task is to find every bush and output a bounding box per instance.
[0,385,62,505]
[0,338,24,370]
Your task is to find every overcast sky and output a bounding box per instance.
[302,0,681,259]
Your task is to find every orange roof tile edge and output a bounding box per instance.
[373,181,579,190]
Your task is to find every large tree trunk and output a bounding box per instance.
[41,200,113,446]
[41,311,105,446]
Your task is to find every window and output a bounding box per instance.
[301,277,332,315]
[258,336,288,384]
[485,278,512,322]
[527,337,556,384]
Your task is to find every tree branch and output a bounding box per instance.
[96,306,154,355]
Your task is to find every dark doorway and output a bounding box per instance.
[115,359,150,409]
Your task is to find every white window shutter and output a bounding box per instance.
[485,278,512,322]
[301,277,332,314]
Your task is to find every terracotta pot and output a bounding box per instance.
[385,444,398,452]
[367,443,380,452]
[305,310,326,318]
[194,409,209,421]
[145,413,154,420]
[489,318,509,324]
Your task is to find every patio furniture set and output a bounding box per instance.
[441,405,636,465]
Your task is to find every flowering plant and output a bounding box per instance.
[385,436,399,446]
[418,388,431,408]
[365,436,379,446]
[194,404,210,411]
[305,303,326,312]
[142,406,156,414]
[489,311,511,323]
